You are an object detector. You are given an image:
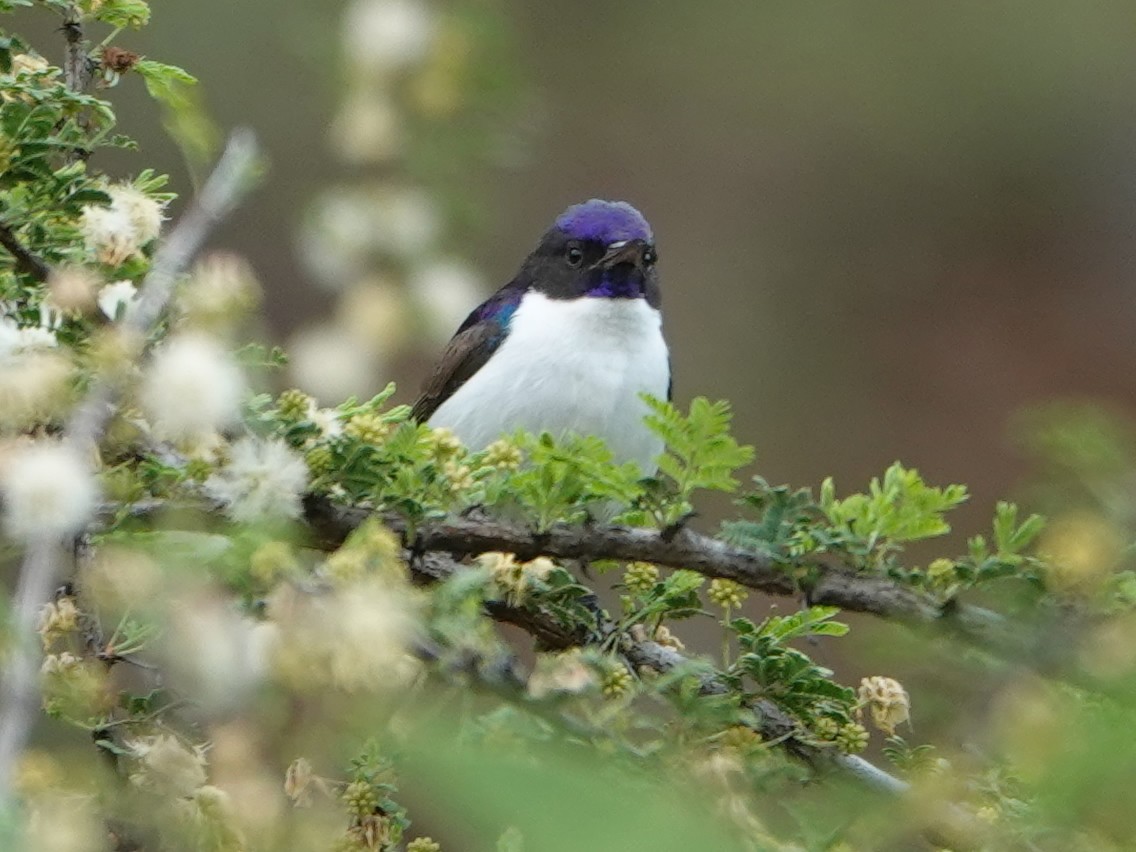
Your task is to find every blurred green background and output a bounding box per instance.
[12,5,1136,843]
[23,0,1136,537]
[18,2,1136,540]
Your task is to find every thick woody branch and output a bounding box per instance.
[303,498,1018,654]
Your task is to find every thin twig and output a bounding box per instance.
[0,131,261,806]
[0,222,50,283]
[62,8,93,94]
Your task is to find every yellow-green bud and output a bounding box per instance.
[835,722,869,754]
[623,562,659,595]
[443,460,474,493]
[427,427,463,461]
[408,839,442,852]
[276,389,312,421]
[926,558,957,594]
[345,413,391,445]
[708,578,748,609]
[601,664,633,698]
[813,717,840,741]
[342,780,379,817]
[483,439,522,470]
[305,444,334,474]
[719,725,762,754]
[352,519,404,572]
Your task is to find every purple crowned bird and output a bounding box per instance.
[412,199,671,473]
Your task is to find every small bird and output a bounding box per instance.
[412,199,671,473]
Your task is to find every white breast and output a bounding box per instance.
[428,292,670,473]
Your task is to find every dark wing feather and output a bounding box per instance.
[410,320,505,423]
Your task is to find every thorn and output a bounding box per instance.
[660,511,697,542]
[460,503,488,521]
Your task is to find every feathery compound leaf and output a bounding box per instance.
[89,0,151,28]
[641,394,755,525]
[992,500,1046,556]
[821,462,968,547]
[135,59,219,172]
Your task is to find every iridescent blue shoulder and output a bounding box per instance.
[458,281,525,335]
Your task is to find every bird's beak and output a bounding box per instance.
[599,239,646,271]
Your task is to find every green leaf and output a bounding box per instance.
[135,59,219,172]
[992,500,1046,556]
[91,0,151,28]
[641,395,755,526]
[755,606,849,644]
[822,462,968,548]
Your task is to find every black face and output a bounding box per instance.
[517,228,662,309]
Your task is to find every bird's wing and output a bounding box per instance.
[411,319,504,423]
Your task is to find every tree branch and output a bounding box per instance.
[62,8,93,94]
[0,221,50,282]
[0,130,261,807]
[400,547,897,782]
[401,547,983,848]
[303,498,1018,654]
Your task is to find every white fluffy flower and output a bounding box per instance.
[307,402,343,438]
[141,334,245,442]
[80,184,165,267]
[267,579,417,692]
[97,280,139,322]
[107,183,165,245]
[1,442,98,543]
[206,437,308,523]
[331,92,402,163]
[288,323,381,404]
[47,265,99,313]
[79,203,138,267]
[0,323,57,360]
[377,187,440,257]
[127,734,207,798]
[0,351,71,430]
[343,0,435,72]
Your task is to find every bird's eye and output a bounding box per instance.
[643,246,658,267]
[565,243,584,268]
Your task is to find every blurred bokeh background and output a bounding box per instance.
[12,4,1136,840]
[20,0,1136,536]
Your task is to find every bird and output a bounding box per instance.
[412,198,671,474]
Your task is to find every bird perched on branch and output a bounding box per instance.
[412,199,670,473]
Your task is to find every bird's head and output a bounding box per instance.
[520,199,660,306]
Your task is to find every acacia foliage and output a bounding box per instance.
[3,4,1136,851]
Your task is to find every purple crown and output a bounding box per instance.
[554,199,652,244]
